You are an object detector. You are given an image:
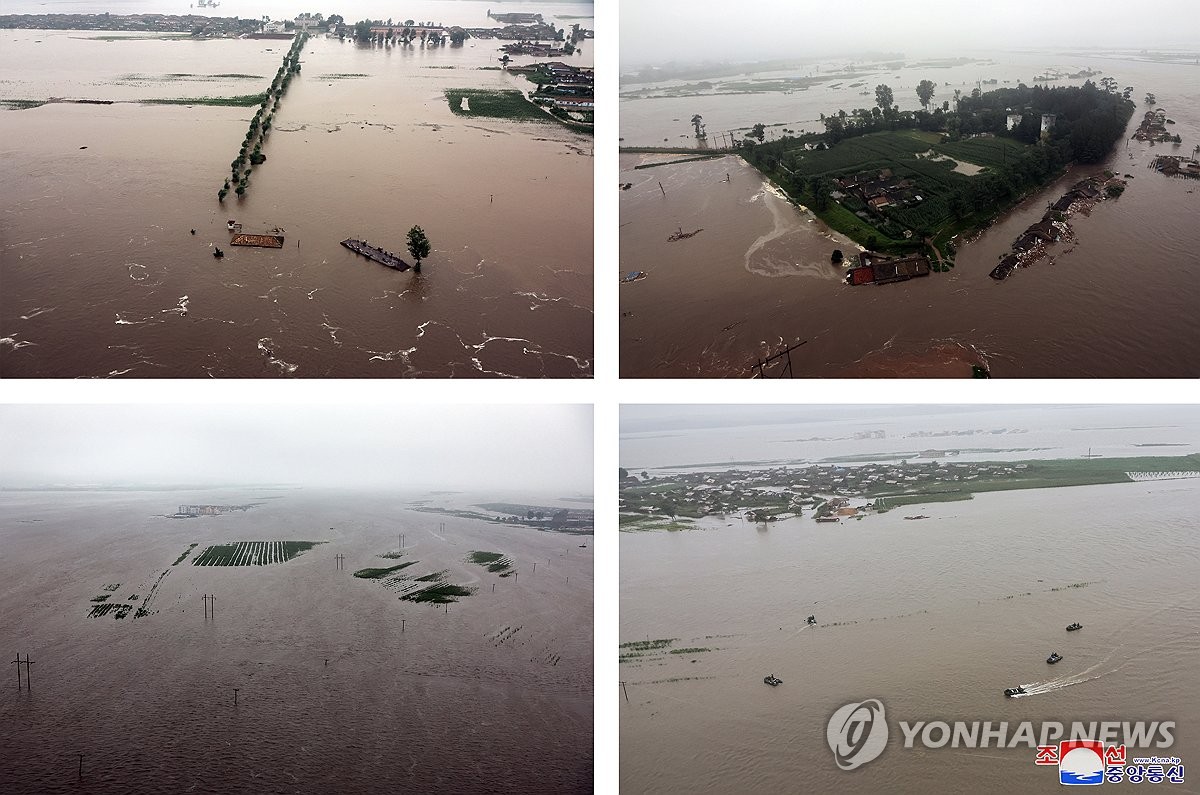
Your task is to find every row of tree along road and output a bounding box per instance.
[219,32,308,202]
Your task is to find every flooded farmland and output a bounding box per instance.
[620,406,1200,793]
[0,488,593,791]
[0,7,593,377]
[619,51,1200,377]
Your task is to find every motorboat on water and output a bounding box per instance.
[1066,622,1083,631]
[1004,686,1026,697]
[1047,652,1063,664]
[764,675,783,687]
[806,615,816,625]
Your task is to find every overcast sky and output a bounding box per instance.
[621,0,1199,68]
[0,404,592,493]
[620,405,1199,434]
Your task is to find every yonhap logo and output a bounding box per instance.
[828,699,889,770]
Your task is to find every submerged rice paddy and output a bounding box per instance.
[191,540,323,566]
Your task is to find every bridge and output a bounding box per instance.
[1126,471,1200,481]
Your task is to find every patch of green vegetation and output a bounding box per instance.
[192,540,324,566]
[415,570,447,583]
[874,492,974,511]
[669,647,711,654]
[1050,581,1097,592]
[172,543,198,566]
[102,583,121,592]
[466,550,513,573]
[83,34,191,41]
[353,562,418,579]
[88,603,132,619]
[90,595,110,602]
[620,639,677,651]
[377,551,406,559]
[633,155,723,170]
[932,136,1027,170]
[143,94,267,107]
[872,454,1200,501]
[619,514,697,533]
[128,594,139,601]
[0,99,48,111]
[401,583,475,603]
[445,88,550,122]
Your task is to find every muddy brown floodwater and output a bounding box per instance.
[619,53,1200,378]
[0,28,592,377]
[620,415,1200,793]
[0,488,593,792]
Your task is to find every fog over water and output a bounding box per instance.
[621,0,1199,68]
[0,404,594,492]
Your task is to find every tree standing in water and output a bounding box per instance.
[407,225,431,272]
[916,79,936,110]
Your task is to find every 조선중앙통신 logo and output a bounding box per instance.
[827,699,888,770]
[1036,741,1186,785]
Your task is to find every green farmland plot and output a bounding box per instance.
[466,550,514,574]
[932,136,1029,170]
[192,540,324,566]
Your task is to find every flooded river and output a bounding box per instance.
[620,409,1200,793]
[1,6,593,377]
[619,51,1200,377]
[0,488,593,792]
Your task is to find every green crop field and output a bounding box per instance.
[466,550,514,573]
[932,136,1028,170]
[401,583,475,604]
[444,89,549,122]
[785,130,934,178]
[88,603,132,619]
[353,562,418,579]
[192,540,323,566]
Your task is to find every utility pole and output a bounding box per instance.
[658,181,666,196]
[203,594,215,620]
[233,688,239,706]
[335,553,345,570]
[532,562,536,574]
[12,652,20,690]
[621,681,629,703]
[16,654,33,690]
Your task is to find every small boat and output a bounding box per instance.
[764,675,782,687]
[1004,686,1026,697]
[1066,622,1083,631]
[620,270,646,284]
[1047,652,1063,664]
[806,615,816,625]
[212,248,224,259]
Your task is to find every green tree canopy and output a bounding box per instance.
[407,225,431,272]
[874,84,894,113]
[916,79,936,109]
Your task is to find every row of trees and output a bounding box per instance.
[352,20,456,46]
[784,80,1133,165]
[220,33,308,201]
